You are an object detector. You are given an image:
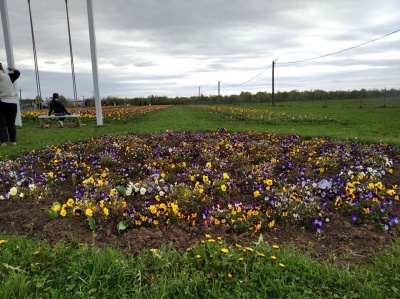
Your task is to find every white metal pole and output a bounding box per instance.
[86,0,103,126]
[0,0,22,126]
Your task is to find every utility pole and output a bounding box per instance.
[198,86,202,105]
[272,60,276,106]
[218,81,220,97]
[384,87,386,108]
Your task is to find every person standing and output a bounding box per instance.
[0,63,20,146]
[48,93,70,127]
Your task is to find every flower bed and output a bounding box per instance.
[21,105,171,123]
[1,129,398,237]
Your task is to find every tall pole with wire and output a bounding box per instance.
[197,86,202,105]
[272,60,275,106]
[27,0,42,107]
[0,0,22,125]
[65,0,78,106]
[86,0,103,125]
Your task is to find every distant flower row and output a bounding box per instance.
[21,105,171,122]
[193,105,336,124]
[1,129,398,236]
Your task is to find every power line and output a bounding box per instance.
[277,29,400,64]
[199,28,399,95]
[205,85,218,96]
[220,63,273,87]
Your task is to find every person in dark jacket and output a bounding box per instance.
[48,93,70,127]
[0,62,20,146]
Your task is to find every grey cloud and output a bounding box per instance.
[134,59,154,67]
[1,0,399,99]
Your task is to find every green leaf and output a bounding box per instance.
[46,209,59,219]
[253,234,265,246]
[117,220,128,233]
[87,216,96,231]
[46,202,62,219]
[2,263,26,273]
[36,281,45,288]
[116,185,127,196]
[88,288,97,294]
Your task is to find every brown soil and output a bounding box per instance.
[0,189,397,267]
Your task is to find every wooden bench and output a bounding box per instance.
[38,114,82,128]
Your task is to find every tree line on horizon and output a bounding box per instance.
[21,87,400,110]
[97,87,400,107]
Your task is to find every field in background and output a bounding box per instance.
[3,100,398,160]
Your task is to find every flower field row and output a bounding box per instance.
[193,105,337,124]
[21,105,171,123]
[1,129,399,235]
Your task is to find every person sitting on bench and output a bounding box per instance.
[48,93,70,127]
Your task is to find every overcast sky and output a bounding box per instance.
[1,0,399,100]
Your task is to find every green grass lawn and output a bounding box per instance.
[2,103,399,160]
[247,105,400,146]
[1,234,399,299]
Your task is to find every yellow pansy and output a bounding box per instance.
[85,208,93,217]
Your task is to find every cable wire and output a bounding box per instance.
[277,29,400,64]
[27,0,41,102]
[65,0,78,106]
[220,63,273,87]
[205,86,218,96]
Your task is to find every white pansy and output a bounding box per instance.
[29,184,36,191]
[159,191,165,197]
[126,182,133,196]
[140,187,146,195]
[383,156,393,167]
[9,187,18,196]
[0,195,5,200]
[19,193,24,198]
